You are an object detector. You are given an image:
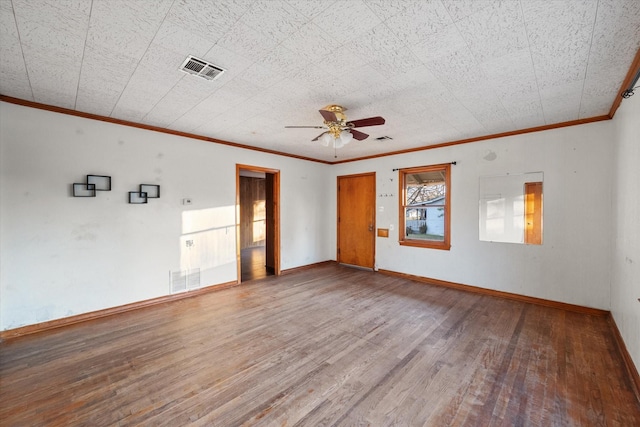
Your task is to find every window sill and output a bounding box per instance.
[399,239,451,250]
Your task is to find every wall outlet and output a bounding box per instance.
[186,240,194,247]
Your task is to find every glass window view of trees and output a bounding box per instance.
[399,163,451,250]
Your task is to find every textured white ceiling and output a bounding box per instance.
[1,0,639,162]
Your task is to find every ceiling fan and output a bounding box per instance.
[285,105,386,148]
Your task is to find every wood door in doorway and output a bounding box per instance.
[236,165,280,283]
[337,173,376,269]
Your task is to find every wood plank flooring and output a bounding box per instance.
[1,263,639,426]
[241,246,273,282]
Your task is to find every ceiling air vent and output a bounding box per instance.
[179,55,225,81]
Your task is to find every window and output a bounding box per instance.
[399,163,451,250]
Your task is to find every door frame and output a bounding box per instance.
[337,172,376,269]
[236,164,281,282]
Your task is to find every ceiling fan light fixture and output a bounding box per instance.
[320,132,332,147]
[286,104,385,149]
[340,130,353,145]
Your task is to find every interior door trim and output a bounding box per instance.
[236,164,281,283]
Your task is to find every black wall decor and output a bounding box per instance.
[73,175,111,197]
[129,191,148,204]
[73,183,96,197]
[87,175,111,191]
[140,184,160,198]
[128,184,160,204]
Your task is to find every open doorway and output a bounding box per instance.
[236,165,280,282]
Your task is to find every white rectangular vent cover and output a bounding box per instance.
[171,270,187,294]
[170,268,201,294]
[187,268,200,291]
[179,56,225,81]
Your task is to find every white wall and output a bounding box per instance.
[611,93,640,371]
[331,120,615,310]
[0,102,332,330]
[1,98,633,347]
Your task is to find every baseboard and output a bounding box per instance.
[0,280,239,340]
[378,270,640,391]
[0,264,611,337]
[280,260,335,275]
[608,313,640,403]
[377,269,609,317]
[2,261,337,340]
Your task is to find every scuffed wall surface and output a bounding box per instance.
[0,102,331,330]
[331,119,615,310]
[611,93,640,373]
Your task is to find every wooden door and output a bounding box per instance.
[265,173,276,272]
[337,173,376,269]
[236,165,280,283]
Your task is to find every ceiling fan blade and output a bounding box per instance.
[284,126,326,129]
[319,109,337,122]
[350,129,369,140]
[347,116,385,128]
[311,131,328,141]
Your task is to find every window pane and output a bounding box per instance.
[405,171,447,205]
[405,170,446,241]
[400,163,450,250]
[404,207,445,241]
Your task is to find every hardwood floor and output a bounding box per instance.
[241,246,273,282]
[1,264,638,426]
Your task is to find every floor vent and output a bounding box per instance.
[187,268,201,290]
[179,55,225,81]
[171,269,201,294]
[171,270,187,294]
